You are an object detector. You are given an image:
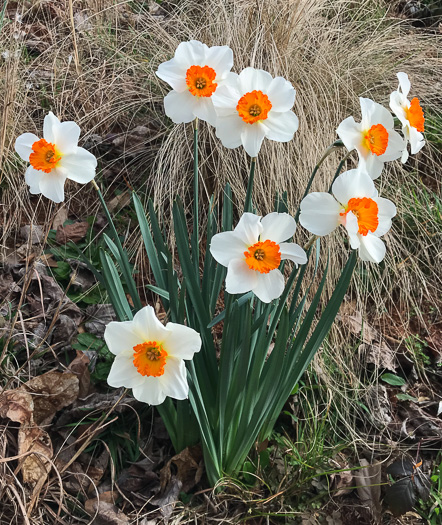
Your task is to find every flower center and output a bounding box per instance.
[405,97,424,132]
[237,90,272,124]
[244,239,281,273]
[29,138,62,173]
[186,65,217,97]
[363,124,389,156]
[133,341,168,377]
[340,197,379,236]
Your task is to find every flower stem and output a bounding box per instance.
[244,156,256,213]
[294,140,345,222]
[192,118,199,274]
[91,179,142,312]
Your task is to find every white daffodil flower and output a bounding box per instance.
[156,40,234,126]
[389,72,425,163]
[15,112,97,203]
[299,169,396,263]
[336,98,405,180]
[211,67,299,157]
[210,212,307,303]
[104,306,201,406]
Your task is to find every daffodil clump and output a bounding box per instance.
[15,40,425,485]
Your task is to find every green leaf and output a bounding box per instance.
[52,261,71,280]
[381,373,406,387]
[396,393,417,402]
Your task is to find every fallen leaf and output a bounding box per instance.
[354,459,381,524]
[0,390,33,424]
[159,445,203,493]
[52,207,69,231]
[67,351,91,398]
[84,499,130,525]
[56,222,89,244]
[18,426,53,484]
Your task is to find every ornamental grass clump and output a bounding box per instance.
[15,38,425,485]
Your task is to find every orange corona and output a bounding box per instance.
[341,197,379,236]
[363,124,389,156]
[405,98,424,132]
[237,90,272,124]
[29,138,62,173]
[186,65,217,97]
[244,239,281,273]
[133,341,168,377]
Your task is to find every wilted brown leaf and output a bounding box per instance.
[159,445,203,493]
[18,426,53,484]
[22,371,79,425]
[68,351,91,398]
[354,459,382,524]
[0,390,33,424]
[56,222,89,244]
[84,499,130,525]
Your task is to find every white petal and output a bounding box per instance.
[374,197,396,236]
[260,212,296,243]
[409,127,425,155]
[401,146,409,164]
[359,154,384,180]
[15,133,39,161]
[266,77,295,112]
[43,111,61,143]
[210,230,248,267]
[107,353,144,388]
[358,234,386,263]
[156,58,187,92]
[389,91,408,128]
[163,323,201,360]
[299,193,341,236]
[279,243,307,266]
[345,211,361,249]
[215,114,244,149]
[58,147,97,184]
[39,171,66,203]
[397,72,410,97]
[332,169,376,204]
[54,121,81,154]
[193,97,217,126]
[164,90,198,124]
[253,270,284,303]
[336,116,361,152]
[261,111,299,142]
[380,129,405,162]
[174,40,208,68]
[234,213,262,246]
[238,67,273,94]
[225,258,258,295]
[133,378,166,405]
[24,166,44,194]
[360,98,394,130]
[104,320,142,356]
[205,45,233,79]
[160,357,188,400]
[133,305,170,344]
[241,122,266,157]
[211,81,240,117]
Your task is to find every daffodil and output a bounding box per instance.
[211,67,299,157]
[389,72,425,163]
[299,169,396,263]
[155,40,233,126]
[15,112,97,203]
[210,212,306,303]
[104,306,201,405]
[336,98,405,180]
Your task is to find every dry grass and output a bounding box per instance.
[1,0,441,522]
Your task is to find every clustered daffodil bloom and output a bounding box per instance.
[15,112,97,203]
[299,169,397,263]
[336,98,405,179]
[211,67,299,157]
[104,306,201,405]
[210,212,307,303]
[389,72,425,163]
[155,40,234,126]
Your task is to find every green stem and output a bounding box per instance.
[92,179,142,312]
[294,140,345,222]
[244,156,256,213]
[192,118,199,273]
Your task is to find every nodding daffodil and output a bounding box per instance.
[210,212,307,303]
[211,67,299,157]
[156,40,234,126]
[104,306,201,406]
[337,98,405,180]
[299,169,396,263]
[389,72,425,163]
[15,112,97,203]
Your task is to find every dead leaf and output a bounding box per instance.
[108,192,131,213]
[52,207,69,231]
[159,445,203,493]
[84,499,130,525]
[354,459,382,524]
[18,426,53,484]
[20,225,45,245]
[56,222,89,244]
[0,390,33,424]
[22,371,79,426]
[67,351,91,398]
